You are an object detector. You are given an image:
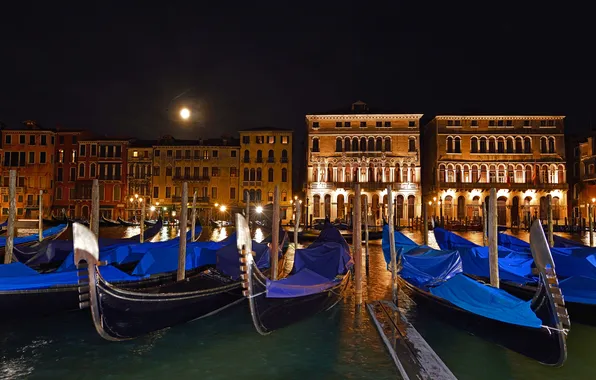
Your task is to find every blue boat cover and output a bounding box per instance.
[457,247,535,284]
[217,240,272,280]
[265,225,352,298]
[381,225,418,265]
[0,263,147,291]
[497,233,532,253]
[0,224,67,248]
[433,228,479,250]
[132,241,227,276]
[430,274,542,328]
[0,262,39,277]
[553,234,587,248]
[559,276,596,305]
[399,248,462,289]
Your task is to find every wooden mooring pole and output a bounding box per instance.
[547,194,553,247]
[140,199,146,243]
[589,203,594,247]
[245,190,250,227]
[423,199,429,246]
[387,185,398,304]
[271,185,280,280]
[364,196,369,259]
[191,191,197,242]
[354,184,363,306]
[38,189,43,242]
[482,201,488,246]
[91,179,99,238]
[294,200,301,247]
[489,188,499,288]
[4,170,16,264]
[177,182,188,281]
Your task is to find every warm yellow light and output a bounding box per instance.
[172,211,177,217]
[214,203,219,207]
[139,198,143,203]
[294,195,298,200]
[180,108,191,120]
[129,197,134,202]
[163,206,167,211]
[256,205,263,214]
[156,202,160,206]
[220,205,226,212]
[150,206,156,212]
[592,198,595,204]
[299,200,303,204]
[433,197,437,202]
[290,200,293,204]
[135,194,139,199]
[428,201,432,206]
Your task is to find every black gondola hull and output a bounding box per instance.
[249,273,350,333]
[398,277,567,366]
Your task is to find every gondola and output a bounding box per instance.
[390,221,568,366]
[0,224,69,263]
[0,223,213,321]
[144,219,158,226]
[52,215,73,224]
[101,216,121,226]
[117,217,139,226]
[74,215,288,340]
[434,227,596,326]
[241,218,352,334]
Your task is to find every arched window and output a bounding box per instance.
[549,137,555,153]
[471,165,479,182]
[375,137,382,151]
[506,138,513,153]
[78,163,85,178]
[479,137,487,153]
[312,138,319,152]
[313,194,321,217]
[281,149,288,162]
[113,184,121,201]
[524,137,531,153]
[90,163,96,178]
[444,196,453,218]
[336,138,342,152]
[256,189,262,202]
[243,149,250,162]
[352,137,359,151]
[250,168,256,181]
[256,150,263,162]
[497,137,505,153]
[525,165,532,183]
[481,165,488,182]
[243,168,249,181]
[256,168,262,181]
[360,137,367,151]
[368,137,374,151]
[446,137,453,153]
[540,137,547,153]
[515,137,523,152]
[384,137,391,152]
[268,168,274,182]
[408,137,416,152]
[471,137,478,153]
[268,150,274,163]
[344,137,351,152]
[447,165,455,182]
[454,137,461,153]
[488,137,496,153]
[439,164,446,182]
[558,165,565,183]
[282,168,288,182]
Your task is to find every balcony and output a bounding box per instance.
[437,181,568,191]
[243,158,251,163]
[242,181,263,187]
[281,157,289,163]
[267,158,275,163]
[583,173,596,182]
[308,181,418,191]
[172,175,210,183]
[255,158,263,163]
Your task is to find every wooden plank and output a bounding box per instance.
[367,300,457,380]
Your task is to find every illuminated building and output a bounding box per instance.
[305,101,423,226]
[127,140,154,219]
[422,115,568,227]
[53,129,85,218]
[239,127,293,223]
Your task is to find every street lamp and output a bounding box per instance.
[256,205,263,214]
[220,205,226,212]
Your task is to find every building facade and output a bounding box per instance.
[577,136,596,220]
[74,139,128,220]
[305,102,423,226]
[127,140,154,219]
[53,130,83,218]
[151,135,240,221]
[422,115,568,227]
[239,128,293,223]
[0,121,55,219]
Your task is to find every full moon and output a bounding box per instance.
[180,108,191,120]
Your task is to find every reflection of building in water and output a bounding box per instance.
[305,101,423,226]
[422,115,568,227]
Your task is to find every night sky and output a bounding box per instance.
[1,2,593,143]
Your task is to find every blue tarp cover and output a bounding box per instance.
[559,276,596,305]
[0,263,146,291]
[381,225,418,264]
[0,262,39,277]
[399,248,462,289]
[433,228,479,250]
[266,268,339,298]
[0,224,67,248]
[132,241,225,276]
[217,240,272,280]
[458,247,535,284]
[265,225,352,298]
[430,274,542,328]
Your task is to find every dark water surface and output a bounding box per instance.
[0,226,593,379]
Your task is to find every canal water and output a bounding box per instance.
[0,226,593,379]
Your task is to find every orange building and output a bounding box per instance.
[74,138,129,220]
[0,121,55,219]
[53,130,86,218]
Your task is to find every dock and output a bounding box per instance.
[367,300,457,380]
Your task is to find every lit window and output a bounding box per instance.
[133,151,138,157]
